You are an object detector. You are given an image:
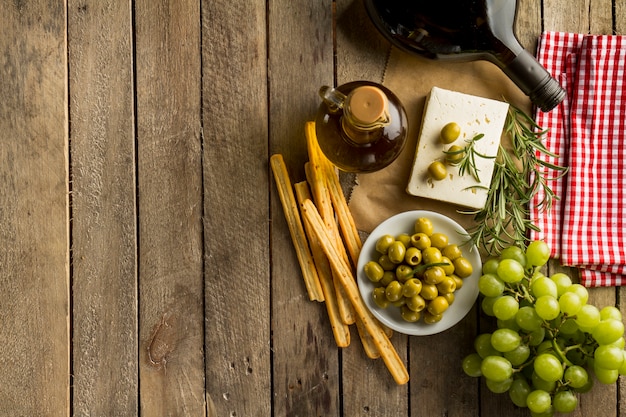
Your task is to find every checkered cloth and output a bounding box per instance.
[530,32,626,287]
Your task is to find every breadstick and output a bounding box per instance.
[355,316,380,359]
[305,162,356,325]
[331,271,357,325]
[304,129,358,322]
[296,179,379,353]
[304,140,339,244]
[294,182,350,347]
[301,199,409,385]
[305,121,362,266]
[270,154,324,302]
[325,165,362,266]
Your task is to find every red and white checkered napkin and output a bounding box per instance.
[530,32,626,287]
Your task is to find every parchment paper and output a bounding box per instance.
[348,47,531,234]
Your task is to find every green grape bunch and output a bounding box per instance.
[462,240,626,416]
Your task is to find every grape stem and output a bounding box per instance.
[551,339,574,367]
[504,276,534,304]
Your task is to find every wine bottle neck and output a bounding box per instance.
[502,50,565,112]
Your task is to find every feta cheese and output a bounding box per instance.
[406,87,509,210]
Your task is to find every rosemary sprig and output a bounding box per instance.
[411,262,451,276]
[444,133,495,182]
[505,102,568,211]
[460,103,568,255]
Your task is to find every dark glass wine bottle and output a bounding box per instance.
[363,0,565,112]
[315,81,408,173]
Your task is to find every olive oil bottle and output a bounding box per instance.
[363,0,565,112]
[315,81,408,173]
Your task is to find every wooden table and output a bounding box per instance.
[2,1,625,416]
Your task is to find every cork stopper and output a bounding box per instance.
[346,86,389,127]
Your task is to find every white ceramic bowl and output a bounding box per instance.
[356,210,480,336]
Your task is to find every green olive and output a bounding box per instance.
[410,233,431,250]
[385,280,404,302]
[372,287,390,308]
[453,256,474,278]
[396,233,411,248]
[414,218,434,236]
[366,215,470,325]
[430,232,449,249]
[406,294,426,312]
[420,283,439,300]
[387,241,406,264]
[391,298,406,308]
[422,246,443,264]
[440,122,461,144]
[446,145,464,161]
[445,144,465,165]
[402,278,423,298]
[375,234,395,254]
[428,161,447,181]
[378,254,395,271]
[451,274,463,290]
[424,311,444,324]
[443,292,455,306]
[440,256,455,276]
[442,244,463,260]
[401,305,421,322]
[428,296,450,315]
[364,261,385,283]
[395,264,414,283]
[380,271,396,287]
[404,247,422,266]
[423,266,446,285]
[436,276,457,294]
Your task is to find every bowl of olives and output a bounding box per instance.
[356,210,480,336]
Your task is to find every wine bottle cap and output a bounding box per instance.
[347,86,389,126]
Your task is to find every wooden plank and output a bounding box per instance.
[201,1,272,416]
[67,1,138,415]
[409,316,480,416]
[589,0,614,34]
[0,2,69,415]
[515,0,543,51]
[134,1,206,415]
[268,0,334,180]
[617,0,626,34]
[334,1,411,415]
[542,0,592,32]
[268,0,344,415]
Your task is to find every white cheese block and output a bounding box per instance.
[406,87,509,210]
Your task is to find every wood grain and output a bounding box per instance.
[202,0,273,415]
[590,0,615,34]
[515,0,543,51]
[68,1,138,415]
[543,0,592,32]
[134,0,206,415]
[334,1,412,415]
[0,2,69,415]
[268,0,344,415]
[0,1,625,416]
[618,1,626,33]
